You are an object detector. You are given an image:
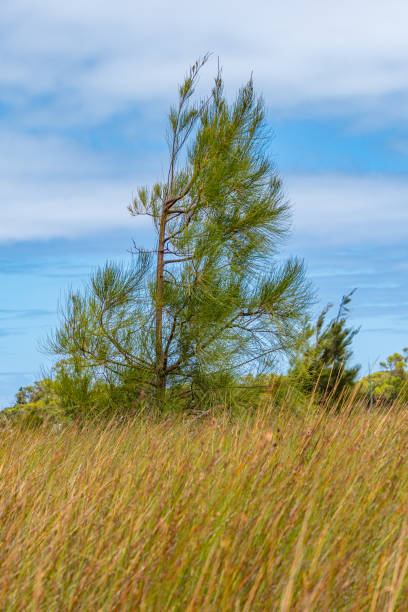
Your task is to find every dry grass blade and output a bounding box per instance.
[0,401,407,610]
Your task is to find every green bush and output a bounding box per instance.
[359,349,408,405]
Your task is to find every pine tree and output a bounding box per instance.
[49,57,311,409]
[289,290,360,401]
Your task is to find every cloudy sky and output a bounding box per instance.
[1,0,408,405]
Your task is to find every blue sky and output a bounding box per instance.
[1,0,408,406]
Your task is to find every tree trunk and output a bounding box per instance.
[154,207,167,405]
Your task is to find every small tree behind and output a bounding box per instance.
[49,57,311,409]
[290,290,360,401]
[359,349,408,404]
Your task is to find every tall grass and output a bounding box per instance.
[1,403,408,610]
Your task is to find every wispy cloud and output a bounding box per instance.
[0,123,156,242]
[1,116,408,244]
[0,372,34,377]
[2,2,408,243]
[0,309,53,320]
[0,169,150,242]
[2,0,408,126]
[0,328,25,337]
[287,172,408,245]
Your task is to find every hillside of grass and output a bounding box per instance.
[1,404,408,610]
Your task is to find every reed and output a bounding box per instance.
[0,401,407,610]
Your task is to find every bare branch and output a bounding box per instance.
[163,256,193,265]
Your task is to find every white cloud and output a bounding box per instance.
[286,172,408,245]
[0,130,155,241]
[2,0,408,125]
[1,127,407,245]
[1,1,408,245]
[0,177,147,242]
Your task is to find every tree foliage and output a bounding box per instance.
[48,57,311,409]
[289,290,360,400]
[360,349,408,403]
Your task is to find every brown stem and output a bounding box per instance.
[155,206,168,402]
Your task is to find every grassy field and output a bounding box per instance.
[1,403,408,610]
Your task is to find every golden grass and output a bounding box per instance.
[1,405,408,610]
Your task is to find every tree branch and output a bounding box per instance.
[163,256,193,265]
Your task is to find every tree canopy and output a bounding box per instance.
[360,349,408,403]
[49,57,311,409]
[289,290,360,401]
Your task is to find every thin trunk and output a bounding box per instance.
[155,207,167,404]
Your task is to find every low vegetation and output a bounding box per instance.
[1,401,408,610]
[360,350,408,404]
